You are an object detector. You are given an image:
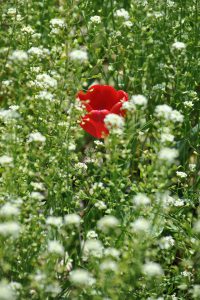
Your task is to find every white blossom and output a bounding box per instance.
[69,50,88,62]
[30,73,57,89]
[133,193,151,206]
[97,215,119,232]
[159,236,175,249]
[90,16,101,24]
[104,113,124,134]
[69,269,95,286]
[0,203,19,216]
[104,248,120,259]
[143,262,163,276]
[48,240,64,255]
[172,41,186,50]
[131,218,151,233]
[0,281,16,300]
[64,214,81,226]
[131,95,148,107]
[46,216,63,227]
[36,91,54,101]
[9,50,28,62]
[176,171,187,178]
[0,155,13,166]
[28,132,46,143]
[158,147,179,163]
[115,8,130,20]
[82,239,103,258]
[100,260,118,272]
[86,230,98,240]
[0,222,20,237]
[50,18,65,28]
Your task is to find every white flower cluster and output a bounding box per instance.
[64,214,81,226]
[69,269,95,286]
[133,193,151,206]
[36,91,54,101]
[115,8,130,20]
[29,73,57,90]
[28,46,50,59]
[0,281,16,300]
[28,132,46,143]
[0,203,19,216]
[50,18,66,29]
[9,50,28,62]
[172,41,186,50]
[176,171,187,178]
[0,155,13,166]
[48,240,64,255]
[97,215,119,232]
[69,50,88,62]
[46,216,62,227]
[131,95,148,107]
[0,108,20,121]
[0,222,20,237]
[104,113,124,134]
[159,236,175,249]
[90,15,101,24]
[158,147,179,163]
[131,218,151,233]
[143,262,163,276]
[155,104,184,122]
[82,239,103,259]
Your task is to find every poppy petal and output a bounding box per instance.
[80,113,109,139]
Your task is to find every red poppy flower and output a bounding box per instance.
[77,85,128,138]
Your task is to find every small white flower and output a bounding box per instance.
[28,132,46,143]
[104,248,120,259]
[21,25,35,34]
[30,192,45,201]
[122,101,136,112]
[158,147,179,163]
[97,215,119,232]
[0,109,20,120]
[100,260,118,272]
[170,110,184,123]
[32,73,58,89]
[69,269,95,286]
[0,222,20,237]
[133,193,151,206]
[0,155,13,166]
[189,164,196,172]
[131,95,148,107]
[104,113,124,134]
[50,18,65,28]
[176,171,187,178]
[115,8,130,20]
[28,46,50,58]
[48,240,64,255]
[159,236,175,249]
[0,281,16,300]
[36,91,54,101]
[172,41,186,50]
[69,50,88,62]
[123,20,133,27]
[7,8,17,16]
[131,218,151,233]
[75,162,87,170]
[83,239,103,258]
[9,50,28,62]
[160,133,174,143]
[192,285,200,298]
[0,203,19,216]
[86,230,98,240]
[94,201,107,210]
[90,16,101,24]
[143,262,163,276]
[184,101,193,108]
[46,216,63,227]
[64,214,81,226]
